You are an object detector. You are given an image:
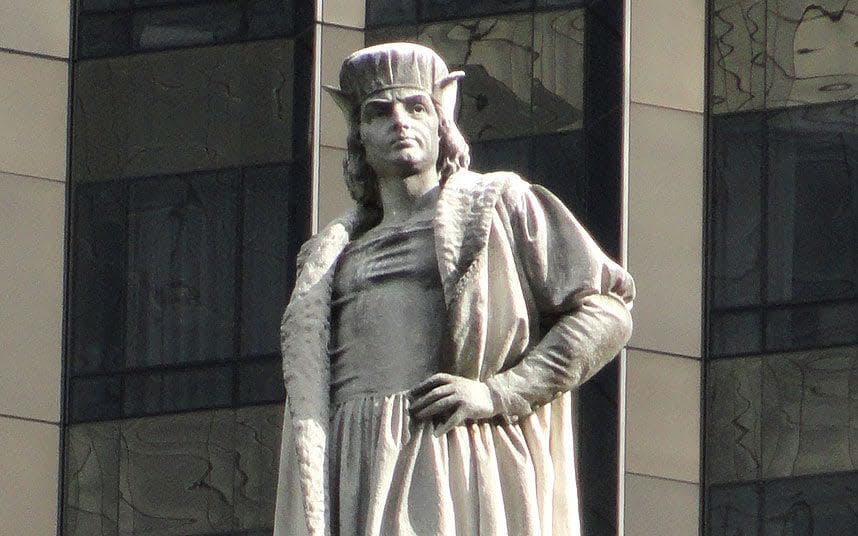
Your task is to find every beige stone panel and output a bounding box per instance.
[320,94,350,150]
[630,0,705,112]
[320,24,366,87]
[0,417,59,535]
[627,103,703,358]
[318,146,354,227]
[624,473,700,536]
[0,0,70,57]
[0,51,68,181]
[322,0,365,28]
[0,172,64,422]
[625,350,700,483]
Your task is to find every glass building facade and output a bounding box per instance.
[63,2,313,534]
[59,1,626,534]
[0,0,736,535]
[705,1,858,534]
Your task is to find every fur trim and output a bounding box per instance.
[280,209,361,536]
[280,173,525,535]
[434,170,523,304]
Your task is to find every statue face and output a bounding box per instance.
[359,87,441,178]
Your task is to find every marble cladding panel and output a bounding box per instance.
[0,0,71,57]
[706,483,761,536]
[321,0,365,28]
[417,14,535,141]
[125,172,237,368]
[711,0,858,113]
[760,346,858,479]
[624,474,700,536]
[72,39,294,183]
[317,146,354,229]
[64,405,284,535]
[0,173,65,422]
[0,52,69,181]
[705,357,763,485]
[532,9,585,132]
[0,418,60,535]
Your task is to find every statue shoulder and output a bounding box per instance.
[446,168,532,202]
[294,208,362,271]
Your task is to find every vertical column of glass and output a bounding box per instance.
[705,1,858,534]
[63,1,313,534]
[364,1,623,534]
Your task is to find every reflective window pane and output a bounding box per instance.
[421,0,533,21]
[366,0,418,27]
[125,172,238,368]
[123,365,233,416]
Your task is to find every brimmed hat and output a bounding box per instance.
[324,42,464,117]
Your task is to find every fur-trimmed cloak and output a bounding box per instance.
[274,170,634,536]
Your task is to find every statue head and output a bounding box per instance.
[325,43,471,211]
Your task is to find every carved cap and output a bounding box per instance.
[327,42,464,114]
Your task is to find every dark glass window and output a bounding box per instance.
[76,0,309,59]
[705,2,858,534]
[367,3,624,535]
[64,2,312,533]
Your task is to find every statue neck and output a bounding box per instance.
[376,169,440,226]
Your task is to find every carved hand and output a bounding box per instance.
[408,373,498,437]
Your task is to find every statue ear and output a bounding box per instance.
[323,85,355,119]
[435,71,465,118]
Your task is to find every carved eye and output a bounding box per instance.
[412,103,426,113]
[796,47,817,54]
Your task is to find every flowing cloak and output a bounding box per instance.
[274,170,635,536]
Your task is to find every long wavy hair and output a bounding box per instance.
[343,98,470,225]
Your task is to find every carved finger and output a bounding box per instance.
[412,393,460,421]
[408,373,455,398]
[409,384,456,413]
[434,407,467,437]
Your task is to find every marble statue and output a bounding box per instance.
[274,42,634,536]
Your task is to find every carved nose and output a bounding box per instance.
[391,104,410,129]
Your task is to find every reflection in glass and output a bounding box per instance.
[125,173,238,368]
[707,5,858,535]
[76,0,299,59]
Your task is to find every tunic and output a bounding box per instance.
[275,170,636,536]
[328,217,547,535]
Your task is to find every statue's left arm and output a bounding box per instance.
[484,182,635,418]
